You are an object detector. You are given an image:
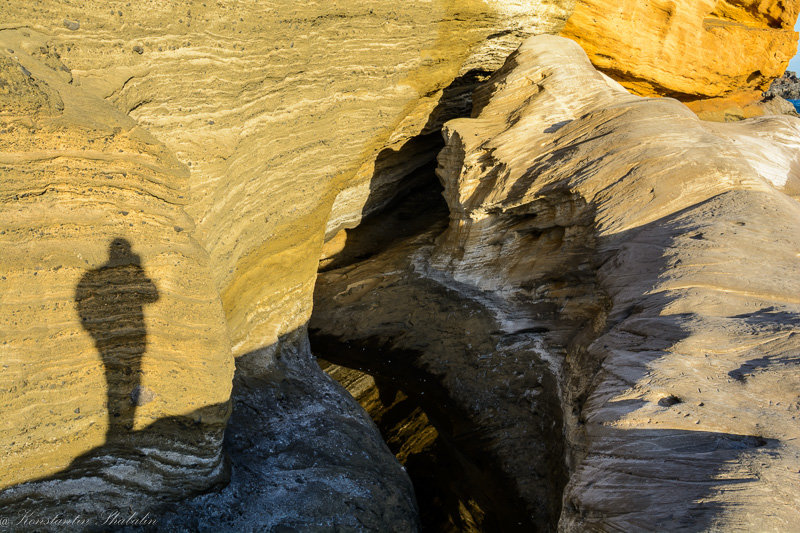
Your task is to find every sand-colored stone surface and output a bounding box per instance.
[0,28,233,511]
[0,23,420,528]
[562,0,800,101]
[431,34,800,530]
[2,0,797,377]
[0,1,576,361]
[313,31,800,530]
[2,0,795,368]
[3,0,800,527]
[0,1,574,525]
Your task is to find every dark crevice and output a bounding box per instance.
[319,165,448,272]
[311,336,538,533]
[312,66,566,532]
[310,181,567,530]
[319,70,493,272]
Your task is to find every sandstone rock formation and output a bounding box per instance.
[3,0,800,529]
[0,1,573,365]
[562,0,799,99]
[432,35,800,531]
[0,22,416,529]
[313,34,800,530]
[562,0,800,118]
[0,35,233,514]
[0,1,576,526]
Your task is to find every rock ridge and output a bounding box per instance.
[431,34,800,531]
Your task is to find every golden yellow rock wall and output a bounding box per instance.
[0,1,575,362]
[562,0,800,99]
[2,0,799,515]
[0,0,575,504]
[0,28,232,498]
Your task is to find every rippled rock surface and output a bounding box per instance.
[315,33,800,531]
[433,35,800,531]
[3,1,800,529]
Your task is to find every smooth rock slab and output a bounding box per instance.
[157,332,418,532]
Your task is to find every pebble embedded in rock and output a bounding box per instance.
[133,45,144,54]
[130,385,156,406]
[657,395,682,407]
[63,19,80,31]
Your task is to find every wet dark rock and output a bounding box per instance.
[764,71,800,100]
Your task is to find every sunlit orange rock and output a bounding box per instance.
[562,0,800,103]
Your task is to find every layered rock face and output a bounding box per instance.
[563,0,799,99]
[433,35,800,530]
[4,0,796,392]
[314,34,800,530]
[0,32,233,514]
[562,0,800,118]
[3,0,800,529]
[0,22,421,530]
[0,1,573,362]
[0,1,574,526]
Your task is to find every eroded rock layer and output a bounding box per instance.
[312,167,567,531]
[157,332,419,532]
[6,0,795,379]
[319,360,483,531]
[0,1,575,522]
[431,35,800,531]
[0,25,416,528]
[0,1,575,362]
[562,0,800,100]
[3,0,800,528]
[0,29,233,514]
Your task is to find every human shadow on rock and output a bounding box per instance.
[0,239,229,527]
[75,238,159,443]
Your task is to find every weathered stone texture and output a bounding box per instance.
[0,28,233,513]
[430,34,800,530]
[2,0,800,528]
[562,0,800,99]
